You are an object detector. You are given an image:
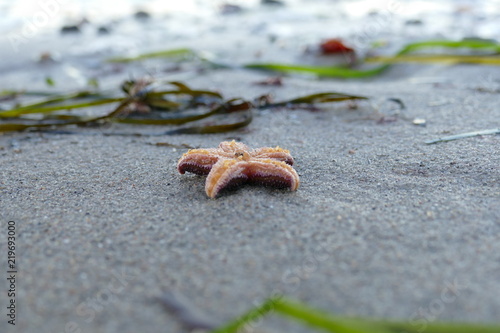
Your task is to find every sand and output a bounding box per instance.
[0,2,499,332]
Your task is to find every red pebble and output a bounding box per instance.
[320,39,355,54]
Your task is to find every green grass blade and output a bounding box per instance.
[366,55,500,65]
[0,98,123,117]
[210,297,385,333]
[244,63,389,78]
[275,299,500,333]
[211,297,279,333]
[145,89,223,99]
[371,320,500,333]
[10,91,111,110]
[210,297,500,333]
[0,90,64,98]
[273,299,389,333]
[107,48,197,63]
[286,92,368,104]
[397,39,500,54]
[258,91,367,109]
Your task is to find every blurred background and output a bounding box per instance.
[0,0,499,89]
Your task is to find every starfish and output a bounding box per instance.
[177,140,300,198]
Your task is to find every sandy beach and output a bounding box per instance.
[1,1,499,332]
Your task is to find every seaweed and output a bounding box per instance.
[106,47,229,69]
[0,80,366,134]
[246,39,500,78]
[159,293,500,333]
[211,296,500,333]
[109,39,500,78]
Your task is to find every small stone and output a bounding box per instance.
[405,19,423,25]
[261,0,285,6]
[412,118,426,126]
[38,52,58,63]
[134,10,150,20]
[219,4,243,15]
[97,26,111,35]
[60,25,80,34]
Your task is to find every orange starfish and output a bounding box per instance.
[177,140,300,198]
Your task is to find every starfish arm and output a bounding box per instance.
[252,147,295,165]
[245,159,300,191]
[177,149,220,175]
[205,159,248,198]
[205,159,300,198]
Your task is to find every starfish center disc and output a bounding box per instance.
[235,151,251,161]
